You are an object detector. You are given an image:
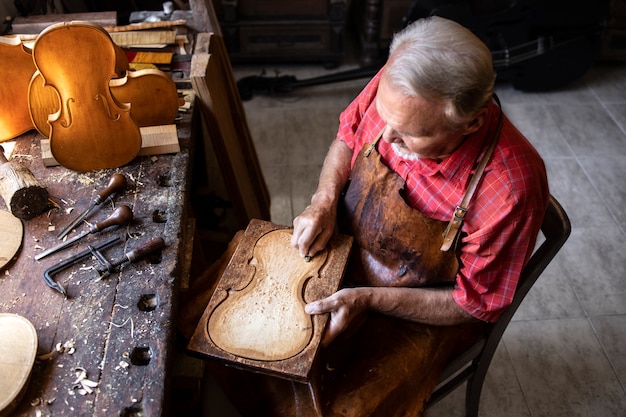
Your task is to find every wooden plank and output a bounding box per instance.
[40,125,180,167]
[188,219,353,382]
[10,11,117,34]
[109,30,177,47]
[103,19,187,33]
[190,33,270,227]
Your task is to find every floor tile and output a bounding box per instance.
[502,103,574,158]
[545,104,626,157]
[578,155,626,230]
[584,63,626,103]
[605,103,626,133]
[512,260,586,321]
[557,227,626,316]
[543,158,615,229]
[504,318,626,417]
[590,315,626,387]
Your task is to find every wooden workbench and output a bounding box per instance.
[0,105,197,416]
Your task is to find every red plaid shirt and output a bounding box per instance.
[337,70,549,322]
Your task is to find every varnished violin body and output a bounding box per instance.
[32,21,141,171]
[28,41,131,138]
[29,67,180,138]
[0,36,36,141]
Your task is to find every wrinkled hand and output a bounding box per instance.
[305,288,368,347]
[291,202,336,258]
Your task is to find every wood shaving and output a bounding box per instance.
[72,367,99,396]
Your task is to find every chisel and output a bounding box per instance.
[36,205,133,261]
[57,173,127,239]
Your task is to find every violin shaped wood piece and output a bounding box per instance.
[109,68,180,128]
[0,314,37,417]
[32,21,141,172]
[188,219,353,382]
[0,37,36,142]
[0,210,23,270]
[28,42,140,138]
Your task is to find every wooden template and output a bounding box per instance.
[188,219,353,382]
[0,314,37,417]
[0,210,23,270]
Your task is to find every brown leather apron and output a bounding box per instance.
[204,137,469,417]
[339,133,462,288]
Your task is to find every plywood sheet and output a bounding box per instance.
[188,219,352,382]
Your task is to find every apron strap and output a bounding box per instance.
[363,128,385,157]
[441,95,504,251]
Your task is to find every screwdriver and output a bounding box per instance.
[57,173,128,239]
[36,205,133,261]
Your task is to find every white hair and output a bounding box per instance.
[387,16,496,128]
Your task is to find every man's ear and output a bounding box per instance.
[462,107,488,135]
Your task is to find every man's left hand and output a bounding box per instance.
[305,287,369,347]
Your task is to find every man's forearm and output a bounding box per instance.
[310,140,353,208]
[361,286,480,326]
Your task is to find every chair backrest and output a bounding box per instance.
[489,194,571,339]
[427,194,571,414]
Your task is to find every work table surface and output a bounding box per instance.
[1,108,195,416]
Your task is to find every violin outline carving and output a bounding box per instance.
[207,229,329,362]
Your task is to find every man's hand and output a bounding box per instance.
[291,140,353,259]
[305,288,369,346]
[291,202,336,258]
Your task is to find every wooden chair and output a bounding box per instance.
[425,195,572,417]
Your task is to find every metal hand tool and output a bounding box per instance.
[43,236,121,295]
[95,237,166,277]
[36,205,133,261]
[57,173,127,239]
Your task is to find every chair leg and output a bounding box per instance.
[464,366,488,417]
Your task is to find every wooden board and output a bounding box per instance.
[10,11,117,34]
[40,124,180,167]
[190,32,271,228]
[0,210,23,270]
[188,219,353,382]
[0,314,37,417]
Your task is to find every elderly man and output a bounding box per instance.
[182,15,549,417]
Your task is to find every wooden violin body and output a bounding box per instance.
[28,41,131,138]
[109,69,180,128]
[29,68,179,138]
[32,21,141,172]
[0,37,36,142]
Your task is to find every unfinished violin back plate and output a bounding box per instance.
[188,219,353,382]
[0,314,37,417]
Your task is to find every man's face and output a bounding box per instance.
[375,73,467,160]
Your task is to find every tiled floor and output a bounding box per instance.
[218,60,626,417]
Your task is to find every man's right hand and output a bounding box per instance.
[291,202,336,258]
[291,139,353,259]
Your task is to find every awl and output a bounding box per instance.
[57,173,127,239]
[36,205,133,261]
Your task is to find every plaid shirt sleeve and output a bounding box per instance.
[452,121,549,322]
